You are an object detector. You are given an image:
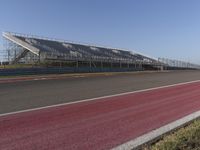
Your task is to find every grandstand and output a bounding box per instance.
[2,32,162,72]
[158,58,200,70]
[2,32,200,73]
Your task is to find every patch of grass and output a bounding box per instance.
[0,64,35,69]
[144,119,200,150]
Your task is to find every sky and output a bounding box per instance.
[0,0,200,63]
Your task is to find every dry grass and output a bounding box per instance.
[0,64,35,69]
[144,119,200,150]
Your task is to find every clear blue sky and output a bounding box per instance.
[0,0,200,63]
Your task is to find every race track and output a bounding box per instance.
[1,70,200,114]
[1,71,200,149]
[1,79,200,149]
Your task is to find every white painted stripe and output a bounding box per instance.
[112,110,200,150]
[73,75,85,78]
[41,78,47,80]
[0,79,200,117]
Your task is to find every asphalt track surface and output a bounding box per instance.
[1,70,200,114]
[1,78,200,149]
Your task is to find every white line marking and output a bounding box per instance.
[112,110,200,150]
[73,76,85,78]
[1,79,200,117]
[41,78,47,80]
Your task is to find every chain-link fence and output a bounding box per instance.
[158,58,200,69]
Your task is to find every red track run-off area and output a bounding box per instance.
[1,81,200,150]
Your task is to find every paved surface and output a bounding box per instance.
[1,70,200,114]
[1,80,200,150]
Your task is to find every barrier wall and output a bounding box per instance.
[0,67,143,76]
